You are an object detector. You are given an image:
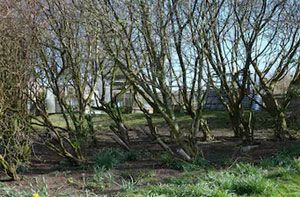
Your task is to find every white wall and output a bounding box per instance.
[45,89,56,114]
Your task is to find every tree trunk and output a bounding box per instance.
[0,155,19,181]
[167,118,198,159]
[229,112,243,138]
[46,136,86,166]
[192,117,213,141]
[65,155,84,166]
[229,109,253,143]
[274,112,292,140]
[261,94,293,140]
[200,119,214,141]
[110,123,130,150]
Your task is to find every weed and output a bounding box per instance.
[0,177,50,197]
[90,166,106,188]
[168,157,211,171]
[261,143,300,175]
[275,173,300,196]
[93,149,141,170]
[85,166,115,190]
[67,177,74,184]
[94,149,121,170]
[120,170,132,180]
[167,173,196,185]
[29,177,49,197]
[122,150,139,161]
[140,182,224,197]
[181,157,211,172]
[0,184,27,197]
[105,170,115,185]
[119,177,138,194]
[161,151,174,167]
[52,161,71,171]
[135,170,156,183]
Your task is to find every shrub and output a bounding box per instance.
[0,83,32,180]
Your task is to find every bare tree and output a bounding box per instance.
[242,0,300,139]
[0,0,35,180]
[92,62,132,150]
[27,0,101,165]
[169,0,213,141]
[84,0,215,159]
[69,0,133,150]
[193,0,254,142]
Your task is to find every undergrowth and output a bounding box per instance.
[93,149,139,170]
[0,177,49,197]
[124,143,300,197]
[4,141,300,196]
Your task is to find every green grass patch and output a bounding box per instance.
[127,163,276,196]
[33,110,232,132]
[125,143,300,197]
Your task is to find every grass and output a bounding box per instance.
[27,110,300,196]
[84,166,115,189]
[125,164,275,197]
[122,143,300,197]
[48,143,300,196]
[26,149,144,195]
[93,149,140,170]
[33,110,231,132]
[0,177,49,197]
[160,150,212,171]
[34,110,278,134]
[94,149,122,170]
[135,163,275,196]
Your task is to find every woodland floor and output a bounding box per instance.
[1,128,297,196]
[0,112,299,196]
